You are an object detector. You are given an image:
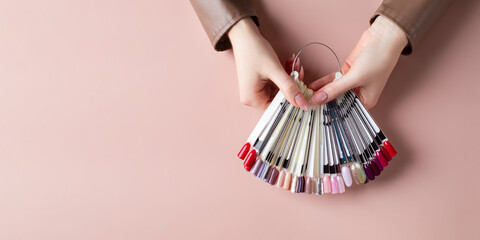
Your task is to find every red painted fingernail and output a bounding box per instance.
[380,145,392,161]
[237,143,250,160]
[294,57,301,71]
[376,151,388,168]
[285,54,294,74]
[243,150,257,171]
[384,141,397,157]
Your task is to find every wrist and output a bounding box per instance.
[228,18,261,48]
[369,15,408,54]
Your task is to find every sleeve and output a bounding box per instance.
[370,0,454,55]
[190,0,259,51]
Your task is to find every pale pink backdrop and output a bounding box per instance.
[0,0,479,239]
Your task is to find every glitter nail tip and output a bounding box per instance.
[341,166,353,187]
[276,171,286,188]
[337,176,345,193]
[331,176,339,194]
[315,178,323,195]
[376,151,388,168]
[356,164,367,184]
[384,141,397,157]
[350,164,360,185]
[323,176,331,193]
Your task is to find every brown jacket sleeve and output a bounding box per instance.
[371,0,453,55]
[190,0,451,54]
[190,0,259,51]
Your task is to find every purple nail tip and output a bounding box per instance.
[297,176,305,193]
[251,159,262,176]
[263,166,273,182]
[370,162,380,176]
[374,157,384,171]
[268,168,279,185]
[256,162,265,178]
[364,164,375,181]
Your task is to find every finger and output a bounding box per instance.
[269,65,308,111]
[309,72,357,105]
[308,72,336,91]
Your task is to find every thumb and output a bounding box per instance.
[309,72,357,105]
[269,66,308,111]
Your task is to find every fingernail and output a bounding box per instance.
[311,91,328,104]
[299,66,304,81]
[376,151,388,168]
[295,57,301,71]
[294,93,308,111]
[331,176,339,194]
[276,171,286,188]
[384,141,397,157]
[341,165,352,187]
[268,168,279,185]
[380,145,392,161]
[322,176,331,193]
[237,143,250,160]
[243,150,257,171]
[283,172,292,189]
[305,177,312,194]
[337,176,345,193]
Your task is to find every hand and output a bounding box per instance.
[308,16,408,109]
[228,18,308,111]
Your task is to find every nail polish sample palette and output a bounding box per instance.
[237,72,397,195]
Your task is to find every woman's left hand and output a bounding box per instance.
[308,15,408,109]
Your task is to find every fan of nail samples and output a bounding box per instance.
[236,71,397,195]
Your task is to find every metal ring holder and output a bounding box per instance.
[291,42,342,75]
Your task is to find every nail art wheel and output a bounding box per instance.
[236,42,397,195]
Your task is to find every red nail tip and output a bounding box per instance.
[376,151,388,168]
[237,143,251,160]
[243,150,257,171]
[380,146,392,161]
[384,141,397,157]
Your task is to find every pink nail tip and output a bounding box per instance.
[322,176,331,193]
[341,166,353,187]
[331,176,339,194]
[276,171,286,188]
[376,151,388,168]
[283,172,292,190]
[337,176,345,193]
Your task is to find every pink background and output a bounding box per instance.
[1,0,479,239]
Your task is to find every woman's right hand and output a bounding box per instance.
[228,18,308,111]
